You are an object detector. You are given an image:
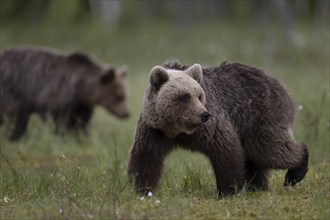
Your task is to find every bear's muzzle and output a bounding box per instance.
[200,111,211,123]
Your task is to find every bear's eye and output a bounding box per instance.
[198,95,202,101]
[179,94,191,103]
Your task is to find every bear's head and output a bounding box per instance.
[142,64,210,138]
[92,66,130,119]
[69,52,130,119]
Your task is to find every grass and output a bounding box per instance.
[0,19,329,219]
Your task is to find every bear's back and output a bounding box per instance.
[0,46,87,112]
[201,63,296,134]
[0,46,66,87]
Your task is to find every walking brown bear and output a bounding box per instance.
[127,60,308,197]
[0,46,130,140]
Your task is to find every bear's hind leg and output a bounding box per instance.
[284,144,309,186]
[248,126,309,187]
[245,160,270,191]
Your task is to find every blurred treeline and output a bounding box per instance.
[1,0,329,28]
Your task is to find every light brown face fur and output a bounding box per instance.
[142,64,208,138]
[84,66,130,119]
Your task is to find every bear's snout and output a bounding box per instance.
[119,112,130,119]
[200,111,211,123]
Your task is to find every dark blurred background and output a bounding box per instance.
[1,0,329,70]
[1,0,329,29]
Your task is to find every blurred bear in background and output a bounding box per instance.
[0,46,130,140]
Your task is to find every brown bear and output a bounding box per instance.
[127,60,308,197]
[0,46,130,140]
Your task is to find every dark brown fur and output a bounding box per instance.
[0,46,129,140]
[127,60,308,197]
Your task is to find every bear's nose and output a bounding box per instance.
[200,111,211,123]
[121,112,130,119]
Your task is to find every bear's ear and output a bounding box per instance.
[185,64,203,84]
[100,68,115,84]
[149,66,169,90]
[68,52,93,66]
[118,65,128,78]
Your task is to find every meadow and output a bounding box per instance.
[0,20,329,219]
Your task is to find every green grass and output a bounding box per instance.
[1,20,329,219]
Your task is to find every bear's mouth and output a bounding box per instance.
[185,122,203,130]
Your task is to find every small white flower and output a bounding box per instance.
[140,196,145,200]
[62,154,66,159]
[87,214,94,218]
[147,191,153,197]
[59,208,63,214]
[73,193,76,197]
[3,197,12,203]
[298,105,303,111]
[155,200,160,204]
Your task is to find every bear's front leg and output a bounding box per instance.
[67,105,93,134]
[209,153,245,197]
[204,125,246,197]
[9,108,31,140]
[127,117,174,195]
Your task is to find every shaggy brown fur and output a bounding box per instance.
[127,60,308,197]
[0,46,130,140]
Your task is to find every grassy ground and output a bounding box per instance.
[0,20,329,219]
